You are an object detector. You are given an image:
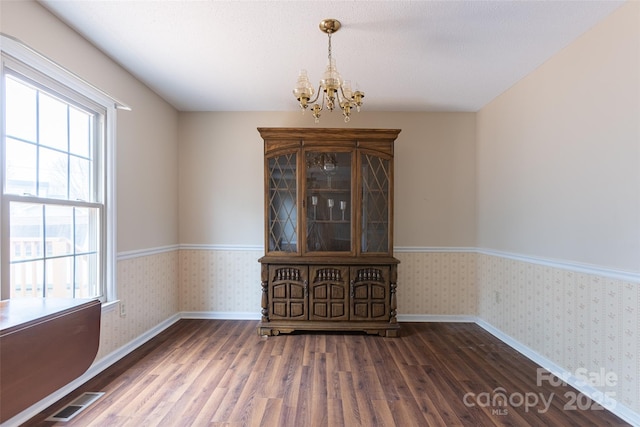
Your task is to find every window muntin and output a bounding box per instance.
[2,55,108,301]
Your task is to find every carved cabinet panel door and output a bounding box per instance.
[349,266,390,321]
[268,265,308,320]
[308,266,349,321]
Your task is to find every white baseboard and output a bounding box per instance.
[180,311,261,320]
[180,312,477,323]
[397,314,476,322]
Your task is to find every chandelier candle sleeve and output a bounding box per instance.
[293,19,364,123]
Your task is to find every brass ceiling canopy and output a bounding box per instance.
[319,19,341,34]
[293,18,364,123]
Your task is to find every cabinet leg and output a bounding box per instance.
[389,281,398,324]
[385,329,400,338]
[260,265,269,322]
[258,327,276,336]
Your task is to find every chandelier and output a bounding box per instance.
[293,19,364,123]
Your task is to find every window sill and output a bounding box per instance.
[101,300,120,314]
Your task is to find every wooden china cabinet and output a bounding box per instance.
[257,127,401,337]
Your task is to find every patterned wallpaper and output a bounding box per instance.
[177,249,477,317]
[395,250,477,315]
[178,249,262,313]
[97,250,178,360]
[477,253,639,414]
[96,247,639,417]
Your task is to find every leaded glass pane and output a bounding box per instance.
[267,153,297,252]
[306,151,351,252]
[361,154,390,253]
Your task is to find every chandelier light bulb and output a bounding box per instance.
[293,69,315,112]
[321,58,342,92]
[342,80,353,100]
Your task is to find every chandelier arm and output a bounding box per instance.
[308,87,322,105]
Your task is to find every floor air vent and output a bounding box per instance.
[46,392,105,422]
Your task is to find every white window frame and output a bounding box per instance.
[1,34,123,304]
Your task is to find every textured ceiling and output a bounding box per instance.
[39,0,624,112]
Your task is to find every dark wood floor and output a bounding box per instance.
[25,320,629,426]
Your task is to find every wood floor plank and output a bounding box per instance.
[256,398,283,427]
[260,354,284,399]
[188,386,228,426]
[292,365,313,427]
[24,320,631,427]
[370,399,397,427]
[335,338,353,372]
[365,338,408,400]
[327,398,344,426]
[357,367,386,401]
[324,352,342,400]
[222,344,271,424]
[310,352,329,427]
[388,399,429,427]
[276,365,304,425]
[397,364,455,426]
[136,368,222,427]
[337,371,361,425]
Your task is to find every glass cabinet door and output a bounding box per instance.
[361,152,391,254]
[267,152,298,253]
[305,151,352,253]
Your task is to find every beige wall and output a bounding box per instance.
[1,0,180,253]
[476,1,640,416]
[178,111,477,248]
[1,0,180,376]
[476,1,640,273]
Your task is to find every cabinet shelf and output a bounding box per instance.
[307,188,350,193]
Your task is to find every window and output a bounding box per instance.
[1,35,119,302]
